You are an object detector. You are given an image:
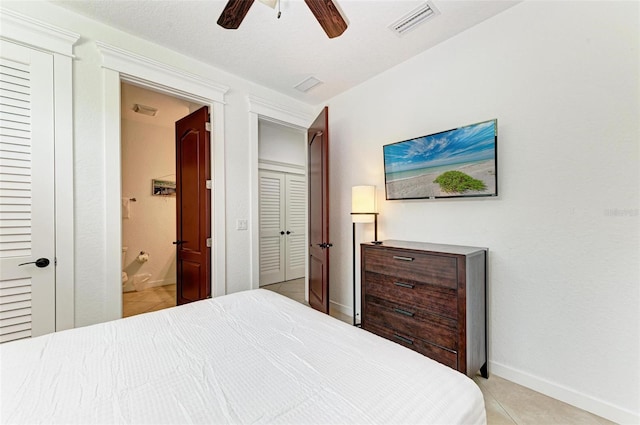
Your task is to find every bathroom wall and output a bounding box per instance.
[121,83,196,291]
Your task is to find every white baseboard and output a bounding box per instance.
[137,279,175,291]
[329,299,352,317]
[489,361,639,425]
[123,278,175,293]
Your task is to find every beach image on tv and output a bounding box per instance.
[384,120,497,199]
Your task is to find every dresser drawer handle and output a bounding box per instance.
[393,333,414,345]
[393,255,414,262]
[394,282,415,289]
[393,307,415,317]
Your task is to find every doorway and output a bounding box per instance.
[257,119,307,304]
[120,82,204,317]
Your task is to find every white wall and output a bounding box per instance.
[328,1,639,423]
[2,1,313,326]
[258,120,306,167]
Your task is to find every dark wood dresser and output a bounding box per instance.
[361,240,488,378]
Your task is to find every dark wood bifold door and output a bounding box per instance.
[175,106,211,305]
[308,107,330,314]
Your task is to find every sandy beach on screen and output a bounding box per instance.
[386,160,496,199]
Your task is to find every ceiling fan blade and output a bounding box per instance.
[304,0,348,39]
[217,0,256,30]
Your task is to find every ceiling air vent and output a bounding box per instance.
[389,1,440,37]
[294,76,323,93]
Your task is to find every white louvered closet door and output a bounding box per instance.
[284,174,305,280]
[259,171,285,285]
[0,40,56,343]
[259,170,307,286]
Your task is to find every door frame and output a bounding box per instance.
[0,9,79,331]
[248,96,316,298]
[99,42,228,320]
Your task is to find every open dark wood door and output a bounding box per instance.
[175,106,211,305]
[308,107,330,314]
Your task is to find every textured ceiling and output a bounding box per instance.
[52,0,519,104]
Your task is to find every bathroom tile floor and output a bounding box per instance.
[122,284,176,318]
[263,278,613,425]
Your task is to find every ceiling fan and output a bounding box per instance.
[217,0,348,39]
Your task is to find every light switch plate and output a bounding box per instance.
[236,219,248,230]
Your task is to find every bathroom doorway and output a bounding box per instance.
[120,82,204,317]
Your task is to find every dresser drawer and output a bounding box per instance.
[362,247,458,289]
[363,321,458,370]
[364,271,458,320]
[363,295,458,351]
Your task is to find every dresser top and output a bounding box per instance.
[362,240,487,256]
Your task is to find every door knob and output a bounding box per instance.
[18,258,50,268]
[172,240,184,245]
[286,231,292,235]
[280,231,285,235]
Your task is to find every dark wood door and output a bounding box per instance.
[308,107,330,313]
[175,106,211,305]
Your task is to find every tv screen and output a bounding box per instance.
[384,119,497,200]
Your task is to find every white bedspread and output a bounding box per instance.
[0,289,486,424]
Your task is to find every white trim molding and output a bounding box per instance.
[99,43,229,320]
[0,8,79,57]
[258,159,306,175]
[490,361,640,424]
[0,8,79,332]
[96,41,229,104]
[247,95,314,129]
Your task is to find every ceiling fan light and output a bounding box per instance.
[258,0,277,9]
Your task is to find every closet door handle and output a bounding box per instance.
[286,231,292,235]
[173,240,184,245]
[280,231,285,235]
[18,258,50,268]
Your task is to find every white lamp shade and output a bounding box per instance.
[352,185,376,223]
[258,0,277,8]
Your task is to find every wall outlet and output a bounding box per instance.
[236,219,248,230]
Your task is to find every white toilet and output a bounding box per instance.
[122,247,128,284]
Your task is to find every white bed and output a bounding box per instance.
[0,289,486,424]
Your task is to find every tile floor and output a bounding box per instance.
[263,278,614,425]
[122,284,176,317]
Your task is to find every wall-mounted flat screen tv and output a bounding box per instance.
[384,119,497,200]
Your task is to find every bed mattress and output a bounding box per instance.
[0,289,486,424]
